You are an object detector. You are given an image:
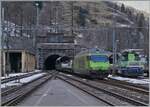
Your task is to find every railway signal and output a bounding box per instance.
[34,1,43,10]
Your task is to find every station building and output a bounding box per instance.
[1,50,36,74]
[0,35,36,76]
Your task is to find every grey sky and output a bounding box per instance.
[117,1,150,13]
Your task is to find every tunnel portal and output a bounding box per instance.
[43,55,71,70]
[44,55,60,70]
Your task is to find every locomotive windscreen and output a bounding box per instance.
[90,55,108,62]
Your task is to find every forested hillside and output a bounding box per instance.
[2,1,149,54]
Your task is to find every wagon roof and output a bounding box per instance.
[76,48,112,57]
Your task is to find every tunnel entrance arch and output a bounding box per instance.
[37,43,81,70]
[44,55,60,70]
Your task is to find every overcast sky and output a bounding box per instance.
[117,1,150,13]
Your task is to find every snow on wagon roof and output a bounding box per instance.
[121,49,143,52]
[77,48,112,56]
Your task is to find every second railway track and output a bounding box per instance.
[1,71,43,84]
[1,71,57,106]
[97,78,149,95]
[57,73,149,106]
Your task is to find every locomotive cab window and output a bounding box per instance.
[90,55,108,62]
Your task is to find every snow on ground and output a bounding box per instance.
[1,70,42,79]
[19,73,46,83]
[1,73,46,88]
[108,75,150,84]
[35,69,42,72]
[66,74,72,77]
[1,82,21,88]
[1,73,27,79]
[116,23,131,28]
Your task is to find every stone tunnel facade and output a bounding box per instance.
[36,32,82,70]
[37,43,77,70]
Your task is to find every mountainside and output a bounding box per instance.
[2,1,149,54]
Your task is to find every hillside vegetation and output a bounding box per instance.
[2,1,149,54]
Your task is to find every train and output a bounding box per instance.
[56,49,111,79]
[116,49,144,77]
[55,57,72,72]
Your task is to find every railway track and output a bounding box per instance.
[97,78,149,95]
[1,71,57,106]
[1,73,46,97]
[108,77,149,90]
[1,71,42,84]
[57,73,149,106]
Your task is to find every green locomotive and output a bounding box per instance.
[117,49,144,77]
[72,49,111,79]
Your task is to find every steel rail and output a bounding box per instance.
[58,73,148,106]
[108,78,149,90]
[1,72,57,106]
[1,71,42,84]
[1,73,46,97]
[57,75,114,106]
[98,79,149,95]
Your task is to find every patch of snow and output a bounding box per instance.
[108,75,150,84]
[77,34,83,38]
[1,70,42,79]
[82,79,87,81]
[1,82,21,88]
[74,39,77,44]
[9,73,27,76]
[27,35,30,38]
[35,70,42,72]
[19,73,46,83]
[1,73,46,88]
[1,73,27,79]
[1,77,6,79]
[67,74,72,77]
[117,23,131,28]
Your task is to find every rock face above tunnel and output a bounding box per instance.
[37,33,75,43]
